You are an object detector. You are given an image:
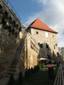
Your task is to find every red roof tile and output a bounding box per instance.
[28,18,57,34]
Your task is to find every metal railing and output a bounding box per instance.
[54,64,64,85]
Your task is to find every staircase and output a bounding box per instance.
[7,32,27,75]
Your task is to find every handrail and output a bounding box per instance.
[54,64,64,85]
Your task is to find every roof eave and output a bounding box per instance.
[31,27,58,34]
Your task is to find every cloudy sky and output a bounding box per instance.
[7,0,64,47]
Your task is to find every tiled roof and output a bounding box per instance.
[28,18,57,34]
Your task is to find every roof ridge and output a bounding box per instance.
[28,18,58,34]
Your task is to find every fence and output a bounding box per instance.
[54,64,64,85]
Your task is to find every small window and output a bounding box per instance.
[0,5,2,9]
[36,31,38,34]
[46,44,49,48]
[55,43,57,46]
[54,44,57,49]
[52,35,54,37]
[54,46,55,49]
[38,43,43,48]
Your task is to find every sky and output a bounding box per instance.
[7,0,64,47]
